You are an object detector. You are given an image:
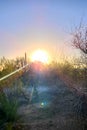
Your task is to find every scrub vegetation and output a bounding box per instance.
[0,25,87,130]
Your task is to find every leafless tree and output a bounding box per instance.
[72,24,87,87]
[72,25,87,54]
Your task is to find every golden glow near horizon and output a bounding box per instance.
[30,50,49,63]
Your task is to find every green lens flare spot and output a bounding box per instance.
[41,102,44,106]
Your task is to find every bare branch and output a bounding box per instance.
[72,25,87,54]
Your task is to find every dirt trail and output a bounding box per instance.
[17,78,87,130]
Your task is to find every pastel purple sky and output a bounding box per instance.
[0,0,87,60]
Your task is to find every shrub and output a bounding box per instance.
[0,91,19,129]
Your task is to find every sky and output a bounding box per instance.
[0,0,87,61]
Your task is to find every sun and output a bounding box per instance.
[30,50,49,63]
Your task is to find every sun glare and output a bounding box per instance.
[31,50,49,63]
